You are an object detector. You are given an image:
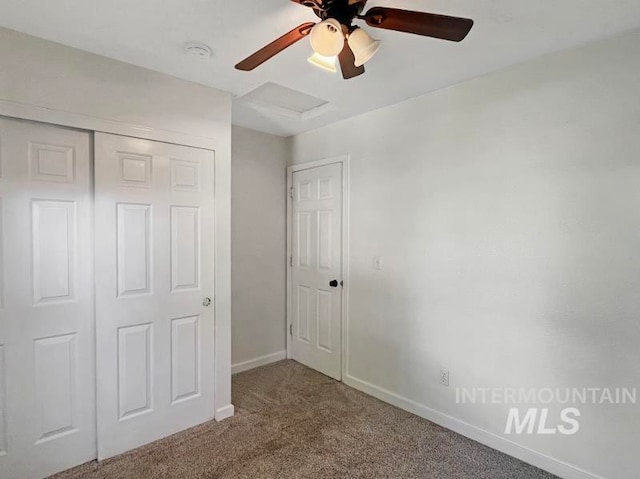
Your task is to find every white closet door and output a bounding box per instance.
[291,163,343,380]
[94,133,215,460]
[0,118,96,479]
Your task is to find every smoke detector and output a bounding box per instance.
[184,42,213,60]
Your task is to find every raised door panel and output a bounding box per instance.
[34,334,77,444]
[297,181,312,201]
[171,160,200,192]
[170,206,200,292]
[297,286,311,344]
[117,324,153,420]
[117,204,152,297]
[318,178,333,200]
[297,212,311,269]
[118,153,152,188]
[32,200,76,304]
[317,291,332,352]
[29,143,75,183]
[171,316,200,404]
[317,210,333,271]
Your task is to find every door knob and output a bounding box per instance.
[329,280,338,288]
[203,297,212,307]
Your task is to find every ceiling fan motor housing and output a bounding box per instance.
[309,0,367,26]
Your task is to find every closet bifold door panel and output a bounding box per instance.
[94,133,215,460]
[0,118,96,479]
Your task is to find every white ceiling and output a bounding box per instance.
[1,0,640,137]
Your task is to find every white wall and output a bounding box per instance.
[231,126,289,372]
[291,29,640,479]
[0,27,234,418]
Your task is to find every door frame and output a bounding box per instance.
[286,156,350,381]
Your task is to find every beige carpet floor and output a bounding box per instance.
[52,360,556,479]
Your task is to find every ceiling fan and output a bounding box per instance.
[235,0,474,80]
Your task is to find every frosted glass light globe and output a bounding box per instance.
[348,27,381,67]
[309,19,345,57]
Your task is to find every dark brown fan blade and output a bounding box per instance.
[235,22,315,71]
[338,40,365,80]
[362,7,473,42]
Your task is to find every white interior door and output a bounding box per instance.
[290,162,343,380]
[0,118,96,479]
[94,133,215,460]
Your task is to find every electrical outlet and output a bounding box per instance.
[439,369,450,387]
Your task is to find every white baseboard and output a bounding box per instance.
[343,374,602,479]
[231,350,287,375]
[215,404,235,422]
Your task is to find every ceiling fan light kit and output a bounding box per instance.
[235,0,474,80]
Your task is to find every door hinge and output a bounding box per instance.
[290,256,293,267]
[289,186,294,199]
[289,324,293,336]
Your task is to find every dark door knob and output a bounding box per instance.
[329,280,339,288]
